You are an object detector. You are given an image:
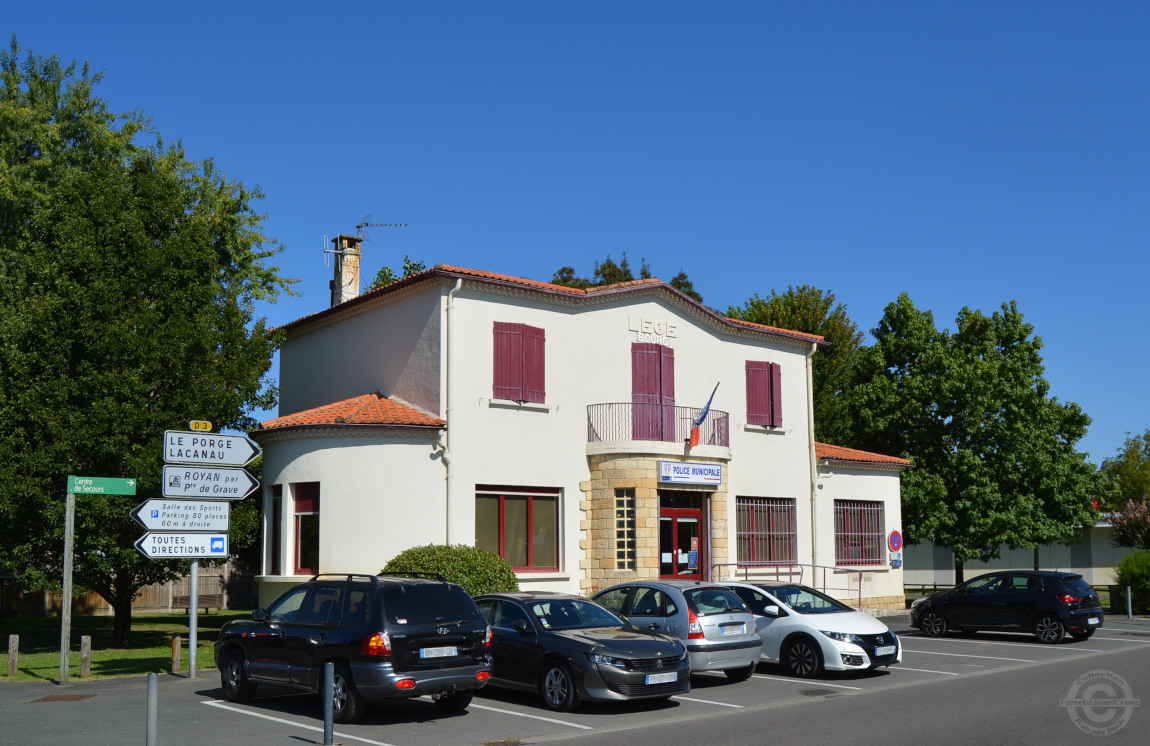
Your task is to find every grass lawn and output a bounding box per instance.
[1,611,251,683]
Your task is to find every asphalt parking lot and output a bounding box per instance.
[4,614,1150,745]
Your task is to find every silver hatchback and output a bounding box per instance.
[593,580,763,681]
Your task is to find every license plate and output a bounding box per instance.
[719,623,745,636]
[1087,617,1100,625]
[645,672,678,685]
[420,646,457,659]
[875,645,896,656]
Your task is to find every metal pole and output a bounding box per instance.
[189,559,198,679]
[59,491,75,686]
[146,672,158,745]
[322,661,334,745]
[1128,585,1133,619]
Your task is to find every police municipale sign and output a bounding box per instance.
[164,430,260,467]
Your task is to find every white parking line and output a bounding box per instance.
[902,636,1101,653]
[892,666,960,676]
[751,675,861,690]
[469,703,593,729]
[1091,636,1150,643]
[203,701,396,745]
[671,695,744,708]
[900,649,1034,663]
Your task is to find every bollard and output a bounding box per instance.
[7,634,17,677]
[171,635,181,673]
[322,661,334,746]
[80,636,91,678]
[146,672,158,746]
[1128,585,1134,619]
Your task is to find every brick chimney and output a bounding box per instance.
[329,234,363,307]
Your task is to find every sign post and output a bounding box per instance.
[61,476,136,686]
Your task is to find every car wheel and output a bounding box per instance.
[784,636,822,678]
[433,689,474,712]
[1034,615,1065,644]
[331,662,366,724]
[1070,629,1096,641]
[724,662,756,682]
[220,651,256,703]
[919,609,948,637]
[539,661,579,712]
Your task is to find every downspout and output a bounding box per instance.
[443,279,463,544]
[806,342,819,569]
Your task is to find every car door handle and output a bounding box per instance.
[647,623,661,630]
[315,634,326,642]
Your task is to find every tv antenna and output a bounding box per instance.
[356,214,407,242]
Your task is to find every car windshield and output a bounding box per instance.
[381,584,481,626]
[765,584,852,614]
[526,599,623,630]
[684,588,749,616]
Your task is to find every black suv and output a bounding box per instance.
[910,570,1104,643]
[214,573,492,722]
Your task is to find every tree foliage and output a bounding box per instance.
[366,255,426,293]
[727,285,862,444]
[846,294,1099,581]
[1101,429,1150,510]
[1108,500,1150,550]
[551,253,703,303]
[0,38,293,644]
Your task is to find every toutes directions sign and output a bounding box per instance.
[135,532,229,559]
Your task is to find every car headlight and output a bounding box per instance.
[910,597,927,609]
[820,631,863,644]
[588,653,628,668]
[679,643,689,661]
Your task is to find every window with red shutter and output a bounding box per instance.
[632,343,676,441]
[746,360,782,428]
[493,322,546,403]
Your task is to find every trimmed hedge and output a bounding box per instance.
[1114,550,1150,615]
[382,544,519,596]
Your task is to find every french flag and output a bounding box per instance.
[688,383,719,450]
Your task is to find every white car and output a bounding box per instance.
[723,581,901,678]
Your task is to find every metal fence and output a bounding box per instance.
[586,403,729,446]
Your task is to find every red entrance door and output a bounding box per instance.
[660,507,702,580]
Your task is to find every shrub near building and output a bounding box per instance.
[384,545,519,596]
[1114,550,1150,614]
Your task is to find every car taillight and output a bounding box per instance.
[363,631,392,656]
[1057,595,1081,604]
[395,678,415,690]
[477,671,491,682]
[485,625,492,648]
[688,608,704,639]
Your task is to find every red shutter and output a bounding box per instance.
[493,322,524,400]
[294,482,320,513]
[659,345,676,441]
[524,325,545,404]
[632,343,661,440]
[746,361,770,426]
[769,362,783,428]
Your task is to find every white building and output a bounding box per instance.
[252,247,910,609]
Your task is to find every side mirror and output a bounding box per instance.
[619,615,630,624]
[764,605,781,618]
[252,608,266,621]
[512,619,533,636]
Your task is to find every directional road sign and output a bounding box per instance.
[135,532,229,559]
[161,465,259,500]
[164,430,261,467]
[132,499,230,532]
[68,476,137,495]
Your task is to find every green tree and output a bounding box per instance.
[551,254,702,302]
[727,285,862,444]
[847,294,1098,582]
[0,39,293,645]
[365,255,426,292]
[1101,430,1150,509]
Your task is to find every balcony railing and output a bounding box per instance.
[586,403,729,447]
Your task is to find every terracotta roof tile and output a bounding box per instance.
[815,442,912,467]
[256,393,444,432]
[434,265,588,294]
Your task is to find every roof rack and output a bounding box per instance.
[308,574,381,585]
[377,571,448,582]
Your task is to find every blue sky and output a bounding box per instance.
[8,2,1148,463]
